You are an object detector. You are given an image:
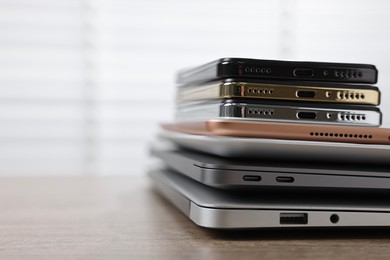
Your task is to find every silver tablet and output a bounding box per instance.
[149,168,390,229]
[158,130,390,165]
[151,145,390,190]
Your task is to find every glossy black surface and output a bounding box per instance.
[176,58,378,85]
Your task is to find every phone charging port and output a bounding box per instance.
[293,68,314,77]
[280,213,308,225]
[297,111,317,120]
[296,90,316,98]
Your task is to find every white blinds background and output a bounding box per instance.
[0,1,86,175]
[91,0,281,175]
[0,0,388,176]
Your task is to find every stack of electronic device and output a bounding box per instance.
[149,58,390,230]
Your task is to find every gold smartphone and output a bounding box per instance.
[177,79,380,105]
[162,119,390,145]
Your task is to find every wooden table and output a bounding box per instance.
[1,175,390,259]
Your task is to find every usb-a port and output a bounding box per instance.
[280,213,308,225]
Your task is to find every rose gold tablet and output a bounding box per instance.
[162,120,390,145]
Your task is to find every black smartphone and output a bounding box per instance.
[176,58,378,85]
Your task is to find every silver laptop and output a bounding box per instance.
[149,168,390,229]
[151,145,390,191]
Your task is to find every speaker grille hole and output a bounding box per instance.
[247,109,274,117]
[338,113,366,121]
[310,132,373,139]
[244,67,271,74]
[334,70,362,79]
[337,91,365,100]
[247,88,274,96]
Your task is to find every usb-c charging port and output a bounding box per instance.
[243,175,261,182]
[280,213,308,225]
[297,111,317,120]
[296,90,316,98]
[293,68,314,77]
[276,176,295,183]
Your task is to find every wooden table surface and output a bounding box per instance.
[1,175,390,260]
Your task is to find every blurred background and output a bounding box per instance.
[0,0,389,176]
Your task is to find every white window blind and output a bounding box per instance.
[0,0,388,176]
[90,0,281,175]
[0,0,86,175]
